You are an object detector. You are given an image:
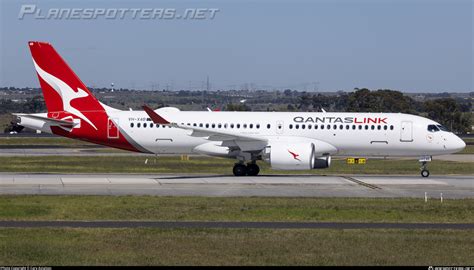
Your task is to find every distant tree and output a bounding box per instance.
[226,103,250,111]
[297,92,312,111]
[283,89,293,97]
[423,98,472,133]
[23,96,46,113]
[346,89,416,113]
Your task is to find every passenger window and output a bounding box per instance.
[144,123,147,128]
[308,125,312,130]
[384,125,387,130]
[130,123,134,128]
[156,124,159,128]
[230,124,234,128]
[137,123,141,128]
[199,123,203,127]
[352,125,356,130]
[267,124,271,129]
[237,124,241,129]
[333,125,337,130]
[243,124,247,129]
[358,125,362,130]
[321,125,324,130]
[256,124,260,129]
[302,125,305,129]
[390,125,394,130]
[205,124,209,128]
[218,124,222,128]
[365,125,368,130]
[377,125,381,130]
[250,124,253,129]
[212,124,215,128]
[289,124,293,129]
[296,124,299,129]
[314,125,318,130]
[346,125,349,130]
[371,125,375,130]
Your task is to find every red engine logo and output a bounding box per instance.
[288,150,301,161]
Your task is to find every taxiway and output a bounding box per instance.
[0,173,472,198]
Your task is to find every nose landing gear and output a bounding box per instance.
[419,156,432,177]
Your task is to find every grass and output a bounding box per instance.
[0,137,95,146]
[1,196,472,265]
[1,196,473,223]
[0,155,472,175]
[461,137,474,144]
[458,144,474,154]
[1,228,472,265]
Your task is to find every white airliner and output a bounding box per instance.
[15,41,466,177]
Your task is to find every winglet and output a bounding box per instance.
[142,105,170,125]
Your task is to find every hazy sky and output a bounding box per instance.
[0,0,472,92]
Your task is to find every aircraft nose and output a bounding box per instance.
[451,136,466,153]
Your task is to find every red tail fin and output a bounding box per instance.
[28,41,104,130]
[27,41,144,153]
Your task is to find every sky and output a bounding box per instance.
[0,0,472,92]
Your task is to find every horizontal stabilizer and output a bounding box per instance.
[13,113,75,127]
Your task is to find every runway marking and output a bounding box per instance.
[342,176,382,190]
[0,221,472,229]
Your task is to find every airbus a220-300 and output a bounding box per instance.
[15,42,466,177]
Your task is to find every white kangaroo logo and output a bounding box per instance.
[33,59,98,130]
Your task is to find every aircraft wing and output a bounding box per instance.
[143,105,268,151]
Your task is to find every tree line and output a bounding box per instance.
[228,88,472,133]
[2,88,472,134]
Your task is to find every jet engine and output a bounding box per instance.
[263,142,332,170]
[262,142,331,170]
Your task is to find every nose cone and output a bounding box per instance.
[451,136,466,153]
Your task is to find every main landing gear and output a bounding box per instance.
[419,156,432,178]
[233,162,260,176]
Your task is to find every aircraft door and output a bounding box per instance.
[107,118,119,139]
[400,121,413,142]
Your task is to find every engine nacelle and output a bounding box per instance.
[263,142,315,170]
[263,143,332,170]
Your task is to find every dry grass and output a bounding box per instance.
[1,228,472,265]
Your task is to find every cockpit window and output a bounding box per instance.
[427,124,439,132]
[436,125,449,132]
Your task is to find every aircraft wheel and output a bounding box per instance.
[421,169,430,178]
[246,163,260,176]
[233,163,247,176]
